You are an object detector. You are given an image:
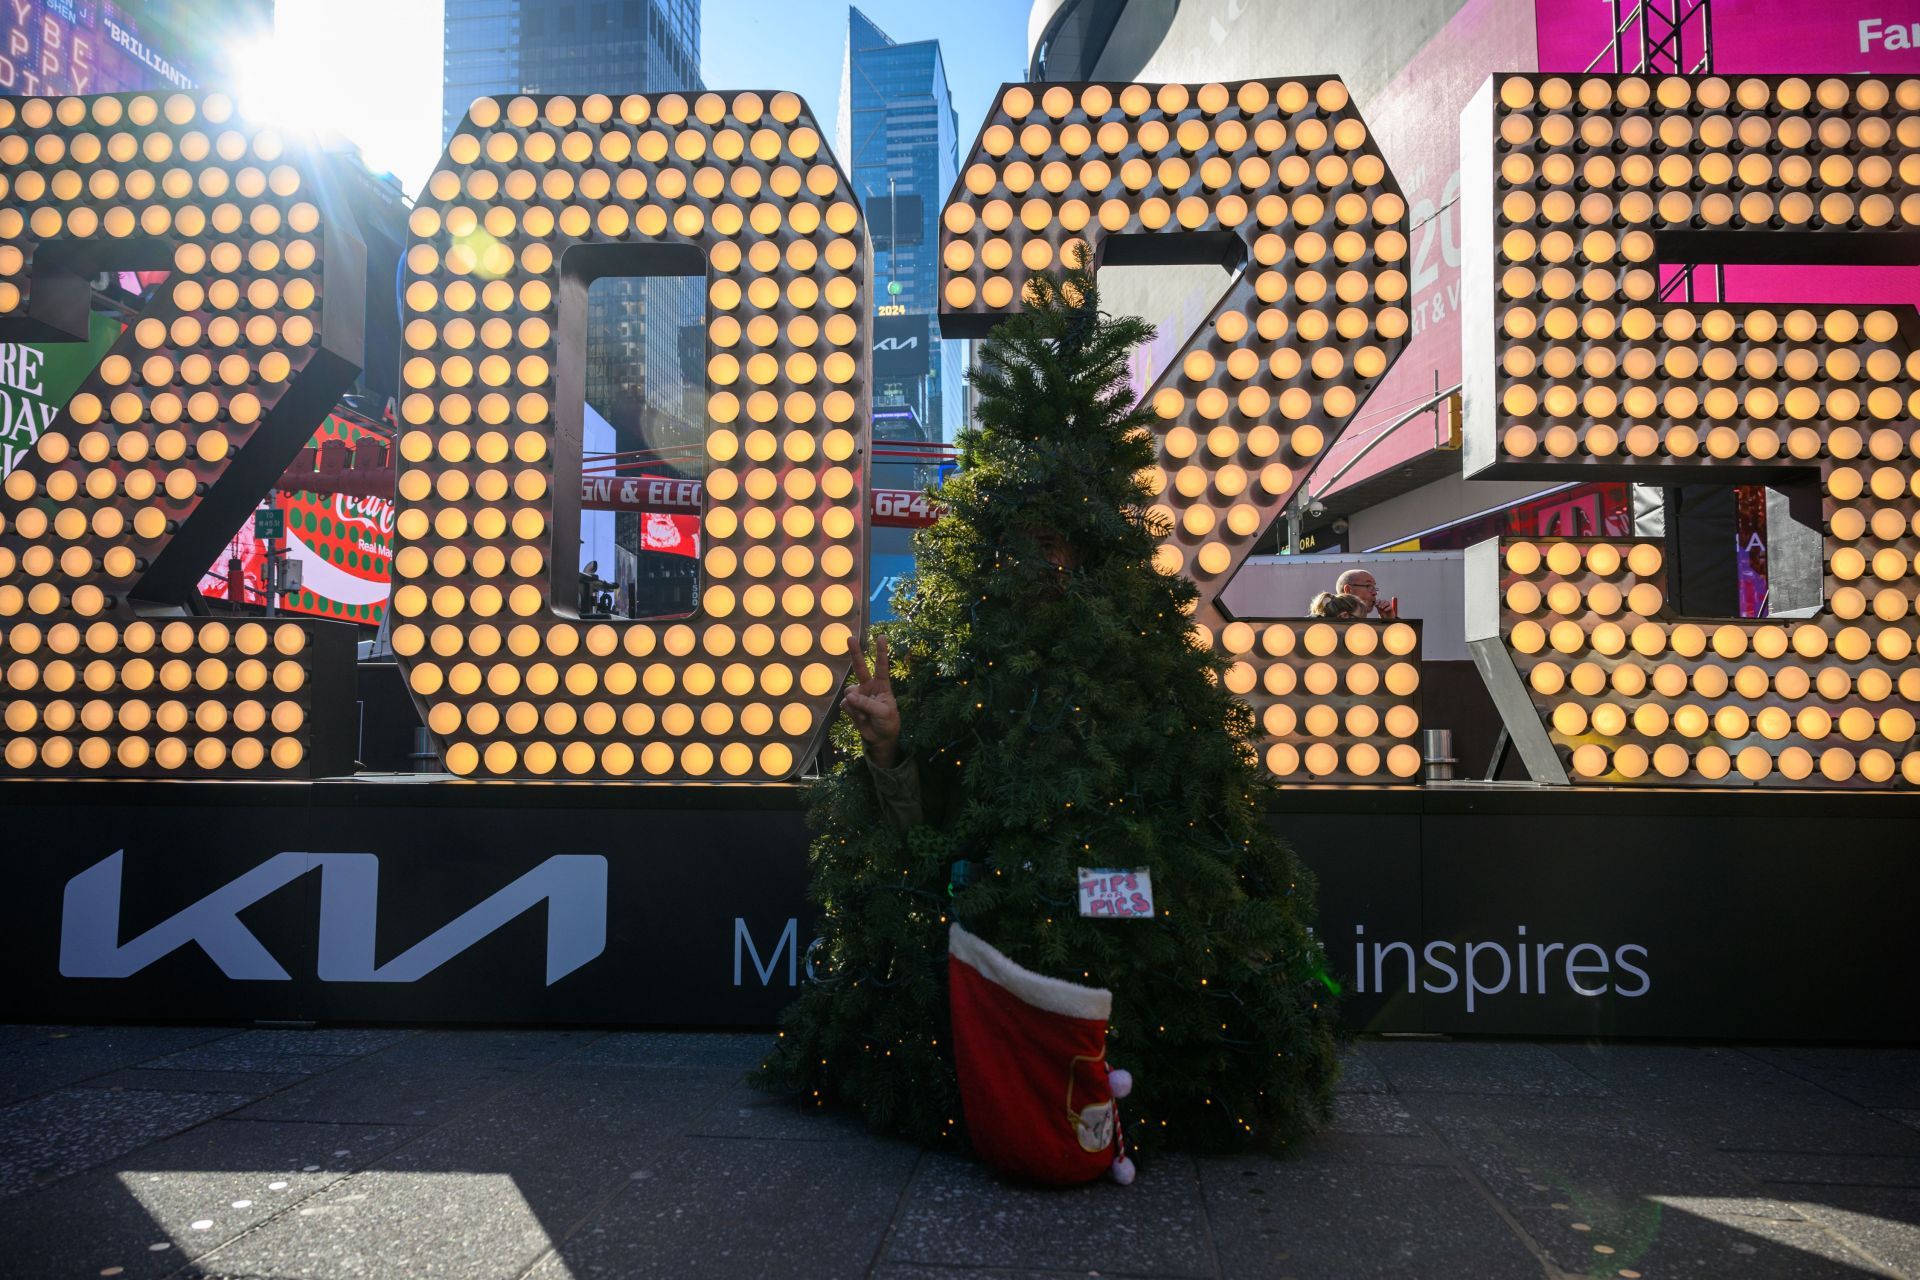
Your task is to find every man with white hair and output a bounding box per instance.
[1335,568,1398,620]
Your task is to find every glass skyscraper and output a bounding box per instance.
[442,1,700,141]
[839,6,965,445]
[839,7,965,621]
[440,0,706,618]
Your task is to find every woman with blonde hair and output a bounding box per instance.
[1307,591,1363,619]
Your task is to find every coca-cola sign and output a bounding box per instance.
[198,412,395,625]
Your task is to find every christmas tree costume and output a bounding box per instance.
[759,253,1339,1165]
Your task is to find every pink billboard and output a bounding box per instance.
[1312,0,1538,504]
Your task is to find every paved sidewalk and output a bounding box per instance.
[0,1027,1914,1279]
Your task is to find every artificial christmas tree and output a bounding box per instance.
[759,250,1339,1157]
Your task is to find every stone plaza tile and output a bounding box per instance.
[1548,1043,1857,1107]
[0,1086,252,1200]
[525,1134,922,1280]
[883,1150,1213,1278]
[1399,1095,1884,1278]
[1333,1042,1391,1094]
[0,1117,413,1280]
[1734,1151,1920,1188]
[209,1027,418,1057]
[143,1047,363,1077]
[1644,1098,1920,1158]
[0,1027,245,1105]
[1778,1185,1920,1279]
[229,1057,530,1126]
[562,1030,775,1072]
[1363,1038,1612,1097]
[1325,1090,1428,1139]
[205,1064,735,1280]
[684,1078,878,1143]
[78,1067,312,1097]
[875,1268,1138,1280]
[1746,1048,1920,1110]
[0,1025,85,1047]
[1199,1156,1542,1279]
[0,1025,236,1060]
[365,1028,604,1068]
[4,1027,1916,1280]
[1539,1209,1898,1279]
[478,1062,737,1136]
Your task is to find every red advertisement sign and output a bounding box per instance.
[872,488,941,528]
[638,511,700,559]
[199,413,394,627]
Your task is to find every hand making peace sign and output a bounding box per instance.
[843,633,903,769]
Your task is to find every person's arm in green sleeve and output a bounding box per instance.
[842,633,924,832]
[862,744,925,834]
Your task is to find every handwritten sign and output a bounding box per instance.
[1077,868,1155,920]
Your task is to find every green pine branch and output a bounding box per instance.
[760,249,1338,1156]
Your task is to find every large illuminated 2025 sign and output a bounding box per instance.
[939,81,1424,783]
[1,83,1433,785]
[1464,74,1920,789]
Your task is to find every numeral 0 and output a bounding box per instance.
[392,91,868,780]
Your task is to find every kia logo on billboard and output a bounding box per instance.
[873,312,932,380]
[60,850,609,986]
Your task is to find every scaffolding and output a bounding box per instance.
[1586,0,1722,303]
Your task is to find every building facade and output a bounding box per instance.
[442,0,707,619]
[840,6,966,446]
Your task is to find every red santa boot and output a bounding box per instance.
[948,923,1135,1186]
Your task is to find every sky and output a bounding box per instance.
[259,0,1032,203]
[701,0,1032,154]
[242,0,445,196]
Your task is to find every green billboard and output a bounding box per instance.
[0,311,121,477]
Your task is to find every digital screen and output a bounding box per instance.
[0,2,199,98]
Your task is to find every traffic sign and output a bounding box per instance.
[253,507,283,540]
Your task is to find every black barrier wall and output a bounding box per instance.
[3,780,1915,1041]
